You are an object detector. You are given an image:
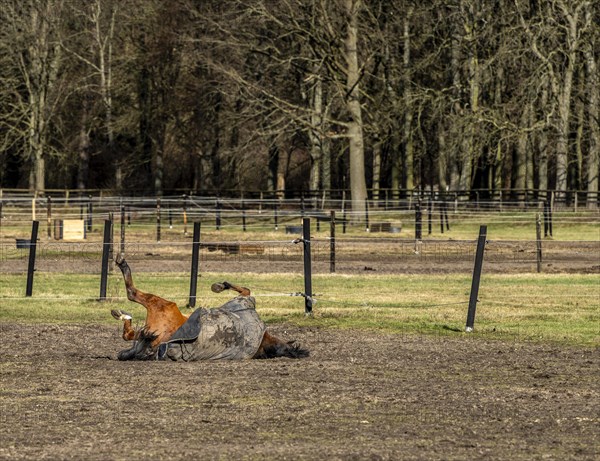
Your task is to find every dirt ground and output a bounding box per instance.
[0,322,598,460]
[2,238,600,275]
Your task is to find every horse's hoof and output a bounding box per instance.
[111,309,132,321]
[211,282,225,293]
[115,253,125,266]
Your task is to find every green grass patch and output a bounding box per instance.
[0,271,597,346]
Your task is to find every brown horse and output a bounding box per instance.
[111,255,308,361]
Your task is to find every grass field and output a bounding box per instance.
[1,206,599,242]
[1,271,597,346]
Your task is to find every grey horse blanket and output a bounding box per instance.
[159,296,266,361]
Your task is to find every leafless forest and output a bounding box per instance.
[1,1,599,213]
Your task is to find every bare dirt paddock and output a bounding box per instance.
[0,323,598,460]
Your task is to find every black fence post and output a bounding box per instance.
[440,199,444,234]
[274,203,279,231]
[87,195,93,232]
[47,196,52,239]
[330,210,336,273]
[465,225,487,332]
[215,199,221,230]
[415,202,422,240]
[548,200,553,237]
[242,199,247,232]
[183,194,188,236]
[108,213,114,262]
[365,198,370,232]
[543,201,549,237]
[536,213,543,273]
[188,222,201,308]
[99,219,112,301]
[25,221,39,297]
[444,201,450,231]
[302,218,313,315]
[341,190,347,234]
[427,197,432,235]
[168,202,173,229]
[156,198,161,242]
[120,200,126,256]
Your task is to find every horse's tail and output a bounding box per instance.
[255,331,310,359]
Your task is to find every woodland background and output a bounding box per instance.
[0,0,599,210]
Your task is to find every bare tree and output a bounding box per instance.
[517,0,591,200]
[0,0,65,193]
[583,3,599,205]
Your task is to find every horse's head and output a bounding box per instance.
[117,329,160,361]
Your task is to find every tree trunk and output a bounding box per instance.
[308,75,323,192]
[584,7,599,206]
[344,0,367,219]
[575,67,585,191]
[22,3,62,194]
[77,97,91,190]
[403,10,414,192]
[322,136,331,195]
[437,127,447,191]
[537,76,550,194]
[267,142,279,192]
[449,19,461,191]
[459,1,480,193]
[391,129,401,199]
[515,104,530,201]
[93,1,118,190]
[551,3,583,201]
[372,136,381,202]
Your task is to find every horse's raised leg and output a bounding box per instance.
[111,309,136,341]
[211,281,251,297]
[115,254,188,345]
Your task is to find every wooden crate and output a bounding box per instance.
[54,219,86,240]
[203,243,264,255]
[370,222,392,232]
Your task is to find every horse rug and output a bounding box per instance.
[160,296,266,361]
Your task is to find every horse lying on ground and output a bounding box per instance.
[111,255,308,361]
